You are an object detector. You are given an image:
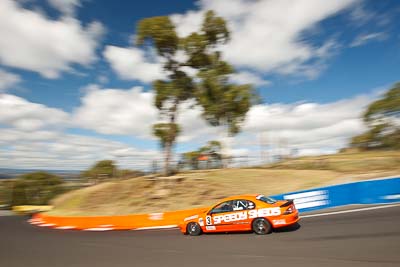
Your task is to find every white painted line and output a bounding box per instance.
[38,223,56,227]
[301,204,400,218]
[83,228,114,231]
[134,225,178,230]
[55,226,76,230]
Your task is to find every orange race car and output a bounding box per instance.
[179,194,299,235]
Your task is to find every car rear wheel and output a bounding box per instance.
[252,218,272,235]
[187,222,202,236]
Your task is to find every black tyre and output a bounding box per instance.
[187,222,202,236]
[252,218,272,235]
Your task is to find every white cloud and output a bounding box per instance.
[229,71,270,86]
[350,32,387,47]
[0,128,60,144]
[0,69,21,92]
[170,11,205,37]
[103,44,200,82]
[97,75,109,84]
[0,128,160,170]
[237,93,375,158]
[0,94,70,131]
[275,39,340,79]
[73,86,158,137]
[172,0,358,78]
[175,100,222,143]
[0,87,380,169]
[104,0,359,84]
[349,3,375,26]
[72,85,377,160]
[104,46,165,83]
[73,85,221,142]
[348,2,390,28]
[47,0,81,16]
[244,96,371,134]
[0,0,105,78]
[0,88,212,170]
[0,92,160,170]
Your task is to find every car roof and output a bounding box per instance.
[218,194,260,202]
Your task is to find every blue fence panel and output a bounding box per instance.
[271,177,400,213]
[356,178,400,204]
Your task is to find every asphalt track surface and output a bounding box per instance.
[1,205,400,267]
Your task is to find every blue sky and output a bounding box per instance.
[0,0,399,170]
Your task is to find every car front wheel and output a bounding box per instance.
[187,222,202,236]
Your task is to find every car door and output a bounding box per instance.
[230,199,256,231]
[205,200,235,232]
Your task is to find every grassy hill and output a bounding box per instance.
[265,150,400,173]
[47,150,400,216]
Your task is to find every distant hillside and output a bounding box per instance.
[0,168,81,179]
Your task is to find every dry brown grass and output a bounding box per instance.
[48,163,400,216]
[266,150,400,173]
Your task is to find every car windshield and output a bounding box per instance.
[256,195,277,204]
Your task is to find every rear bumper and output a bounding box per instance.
[271,211,300,228]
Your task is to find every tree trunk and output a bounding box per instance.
[164,140,172,176]
[219,123,231,168]
[163,104,178,176]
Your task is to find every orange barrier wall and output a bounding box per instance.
[33,207,207,230]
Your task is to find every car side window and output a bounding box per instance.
[210,201,234,214]
[232,199,256,211]
[247,200,256,210]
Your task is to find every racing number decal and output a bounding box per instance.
[206,216,212,225]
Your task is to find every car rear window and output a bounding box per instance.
[256,195,277,204]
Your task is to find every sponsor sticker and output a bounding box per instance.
[248,207,281,218]
[210,208,281,225]
[184,215,199,222]
[198,218,204,226]
[272,219,286,225]
[206,226,216,230]
[213,211,248,224]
